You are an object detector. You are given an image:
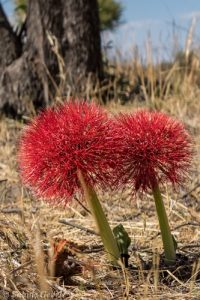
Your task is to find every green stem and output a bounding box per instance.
[152,183,176,265]
[77,170,120,265]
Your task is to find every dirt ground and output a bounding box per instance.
[0,97,200,300]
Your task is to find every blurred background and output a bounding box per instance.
[103,1,200,61]
[0,0,200,117]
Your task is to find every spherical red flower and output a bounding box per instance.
[18,100,117,204]
[112,110,193,191]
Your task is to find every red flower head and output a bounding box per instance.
[113,110,193,191]
[18,100,116,204]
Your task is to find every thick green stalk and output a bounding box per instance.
[152,184,176,265]
[77,170,120,265]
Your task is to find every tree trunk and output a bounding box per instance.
[0,0,102,117]
[61,0,103,90]
[0,4,22,71]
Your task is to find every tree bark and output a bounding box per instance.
[61,0,102,91]
[0,0,102,117]
[0,3,21,71]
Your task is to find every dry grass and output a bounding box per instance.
[1,24,200,299]
[0,89,200,300]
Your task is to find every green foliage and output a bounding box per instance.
[14,0,27,25]
[113,224,131,256]
[98,0,123,31]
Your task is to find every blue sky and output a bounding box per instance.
[103,0,200,61]
[123,0,200,22]
[2,0,200,61]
